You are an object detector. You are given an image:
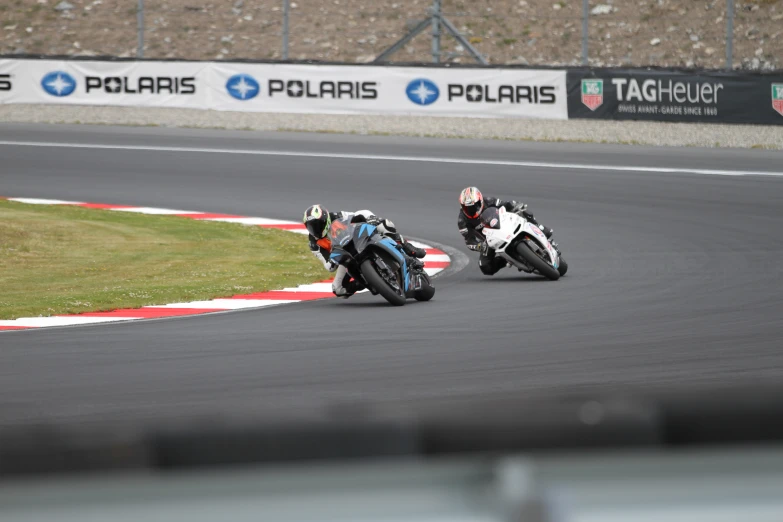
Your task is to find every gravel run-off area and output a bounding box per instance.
[1,104,782,150]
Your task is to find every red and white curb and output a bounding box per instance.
[0,198,451,331]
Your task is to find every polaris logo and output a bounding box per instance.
[406,78,439,105]
[0,74,10,92]
[85,76,196,94]
[41,71,77,97]
[268,80,378,99]
[447,84,556,104]
[226,74,259,100]
[612,78,723,104]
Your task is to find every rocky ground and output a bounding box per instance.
[1,0,781,70]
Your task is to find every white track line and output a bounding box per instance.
[8,198,84,205]
[422,254,451,263]
[280,283,335,293]
[1,141,781,177]
[110,207,202,215]
[201,217,296,225]
[0,316,138,328]
[146,299,298,309]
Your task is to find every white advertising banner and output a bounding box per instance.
[209,63,567,119]
[0,59,209,108]
[0,59,567,120]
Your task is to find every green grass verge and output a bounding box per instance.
[0,200,324,320]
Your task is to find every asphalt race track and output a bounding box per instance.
[1,123,783,428]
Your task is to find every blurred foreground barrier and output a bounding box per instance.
[3,390,783,476]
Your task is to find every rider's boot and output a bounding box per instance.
[405,254,425,270]
[401,239,426,259]
[351,279,367,293]
[338,278,365,298]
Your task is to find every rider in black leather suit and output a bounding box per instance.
[304,205,426,297]
[457,186,553,276]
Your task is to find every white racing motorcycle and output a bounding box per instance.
[478,206,567,280]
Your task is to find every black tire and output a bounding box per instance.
[414,274,435,302]
[360,257,406,306]
[558,257,568,277]
[515,241,560,280]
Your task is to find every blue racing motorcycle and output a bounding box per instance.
[327,216,435,306]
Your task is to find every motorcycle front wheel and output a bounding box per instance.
[360,253,406,306]
[558,257,568,277]
[515,241,560,281]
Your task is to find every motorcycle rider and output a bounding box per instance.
[457,186,555,276]
[303,204,426,298]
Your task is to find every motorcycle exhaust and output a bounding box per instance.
[498,252,533,273]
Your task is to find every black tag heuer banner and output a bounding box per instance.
[567,68,783,125]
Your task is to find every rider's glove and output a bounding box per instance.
[512,202,528,214]
[366,216,382,226]
[468,242,488,253]
[327,260,339,272]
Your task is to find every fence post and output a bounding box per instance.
[282,0,289,60]
[432,0,441,63]
[136,0,144,58]
[581,0,589,65]
[725,0,734,70]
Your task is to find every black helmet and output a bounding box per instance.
[303,204,331,238]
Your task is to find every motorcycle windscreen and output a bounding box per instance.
[328,217,355,249]
[479,207,501,229]
[351,223,378,253]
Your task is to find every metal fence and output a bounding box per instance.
[3,1,780,70]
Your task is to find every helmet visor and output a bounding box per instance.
[306,219,325,238]
[462,202,482,218]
